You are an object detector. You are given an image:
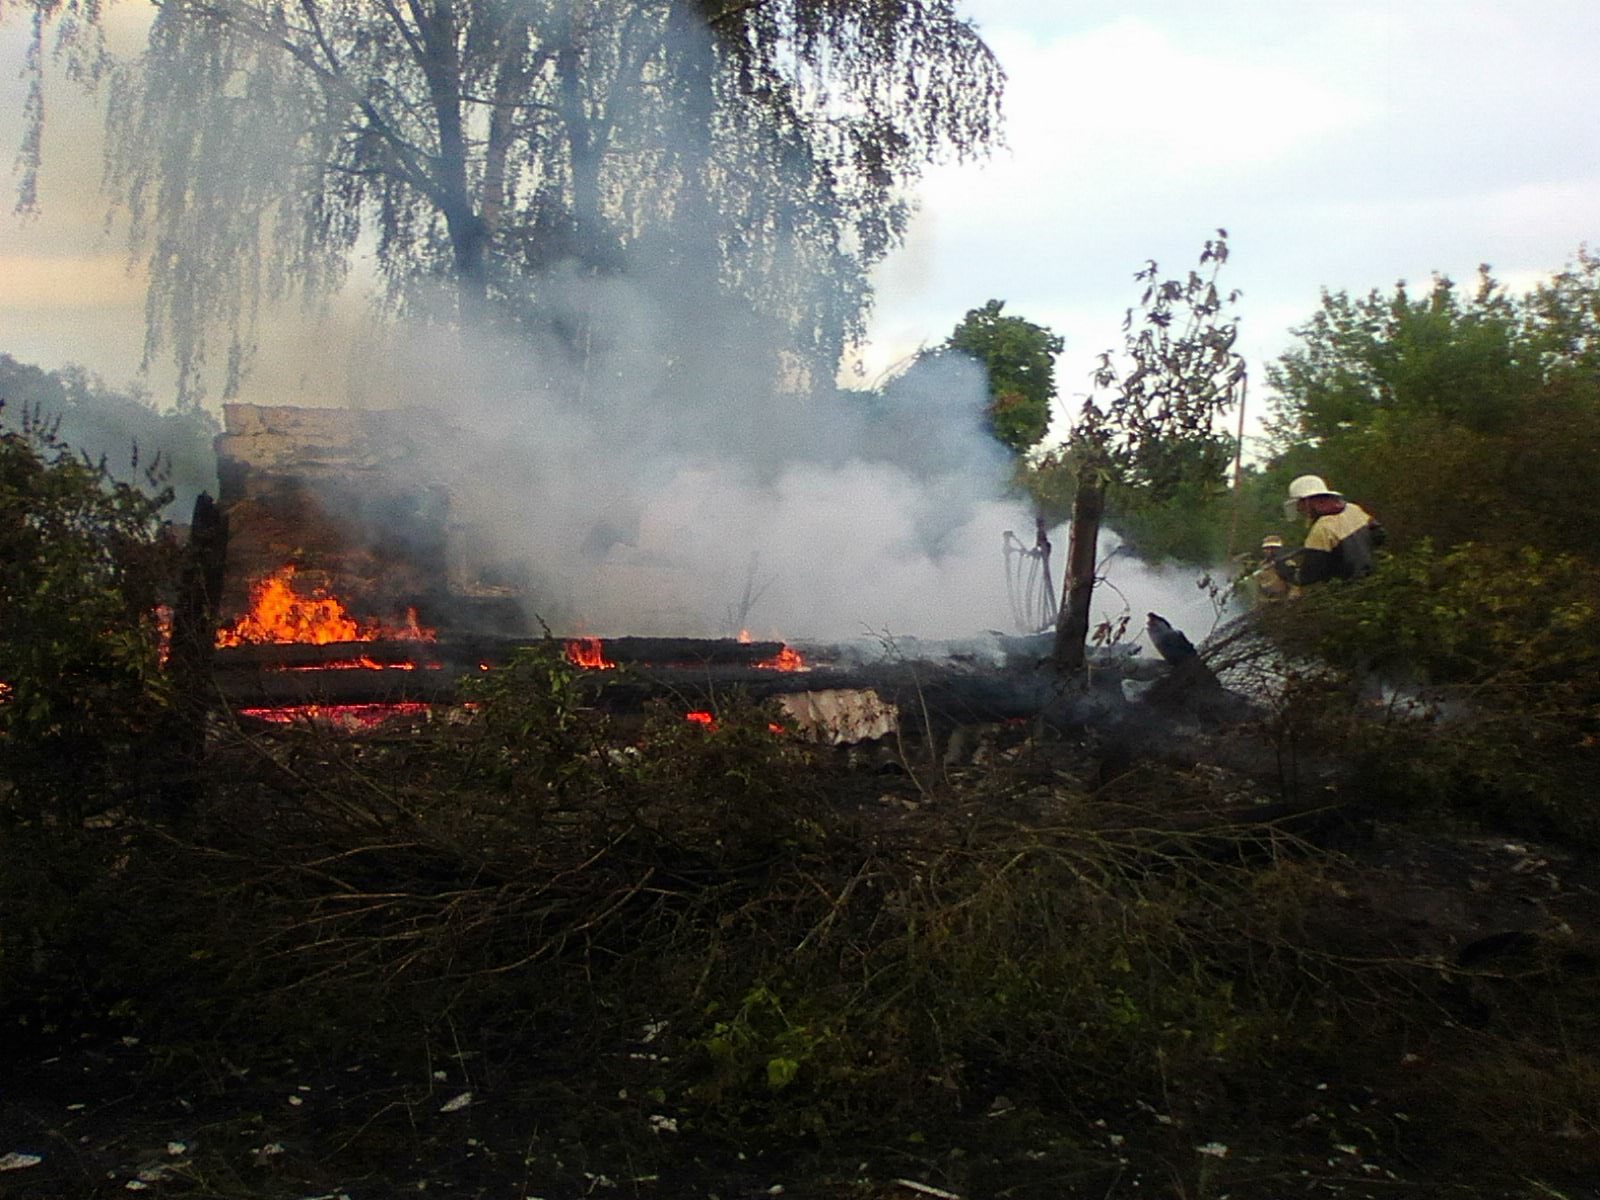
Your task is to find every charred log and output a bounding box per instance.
[217,656,1070,727]
[212,636,790,673]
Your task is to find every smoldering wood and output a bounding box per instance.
[519,636,790,666]
[218,656,1072,726]
[211,636,790,672]
[215,404,474,634]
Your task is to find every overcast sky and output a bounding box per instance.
[4,1,1599,438]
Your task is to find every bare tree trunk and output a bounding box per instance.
[412,1,488,322]
[1052,474,1105,672]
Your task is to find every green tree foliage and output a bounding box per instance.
[941,299,1063,454]
[1255,250,1600,844]
[0,402,176,821]
[12,0,1003,402]
[1255,542,1600,842]
[1052,234,1245,668]
[1264,255,1600,559]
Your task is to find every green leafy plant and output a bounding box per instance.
[0,400,176,822]
[1254,541,1600,841]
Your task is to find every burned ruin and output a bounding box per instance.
[215,402,526,638]
[197,404,1241,745]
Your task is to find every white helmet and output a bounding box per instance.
[1283,474,1341,519]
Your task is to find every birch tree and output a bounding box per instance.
[10,0,1003,402]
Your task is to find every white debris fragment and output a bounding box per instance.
[432,1070,449,1082]
[640,1020,668,1043]
[288,1095,304,1106]
[253,1142,286,1165]
[1195,1142,1229,1158]
[892,1181,962,1200]
[1334,1143,1360,1156]
[125,1181,150,1191]
[647,1114,678,1134]
[777,688,897,744]
[166,1141,189,1157]
[439,1092,473,1113]
[0,1153,44,1171]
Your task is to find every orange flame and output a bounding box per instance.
[737,629,752,644]
[756,645,807,672]
[565,636,616,670]
[217,567,437,647]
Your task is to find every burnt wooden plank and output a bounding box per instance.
[213,635,793,672]
[214,658,1063,726]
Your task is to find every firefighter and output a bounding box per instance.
[1252,534,1295,600]
[1272,474,1385,586]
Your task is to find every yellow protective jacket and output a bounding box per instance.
[1276,501,1382,585]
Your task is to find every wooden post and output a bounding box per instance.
[1052,474,1106,672]
[159,492,229,821]
[1225,373,1249,560]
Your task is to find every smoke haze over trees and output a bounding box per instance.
[0,354,218,513]
[12,0,1003,405]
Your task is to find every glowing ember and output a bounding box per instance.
[217,567,437,647]
[237,702,436,730]
[154,604,173,665]
[684,710,785,735]
[756,645,807,672]
[737,629,753,644]
[276,656,439,672]
[566,637,617,670]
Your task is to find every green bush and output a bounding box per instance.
[1254,542,1600,841]
[0,402,176,822]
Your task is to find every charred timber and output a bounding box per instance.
[211,636,789,672]
[218,660,1066,725]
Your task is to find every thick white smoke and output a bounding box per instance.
[344,276,1227,648]
[358,268,1039,640]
